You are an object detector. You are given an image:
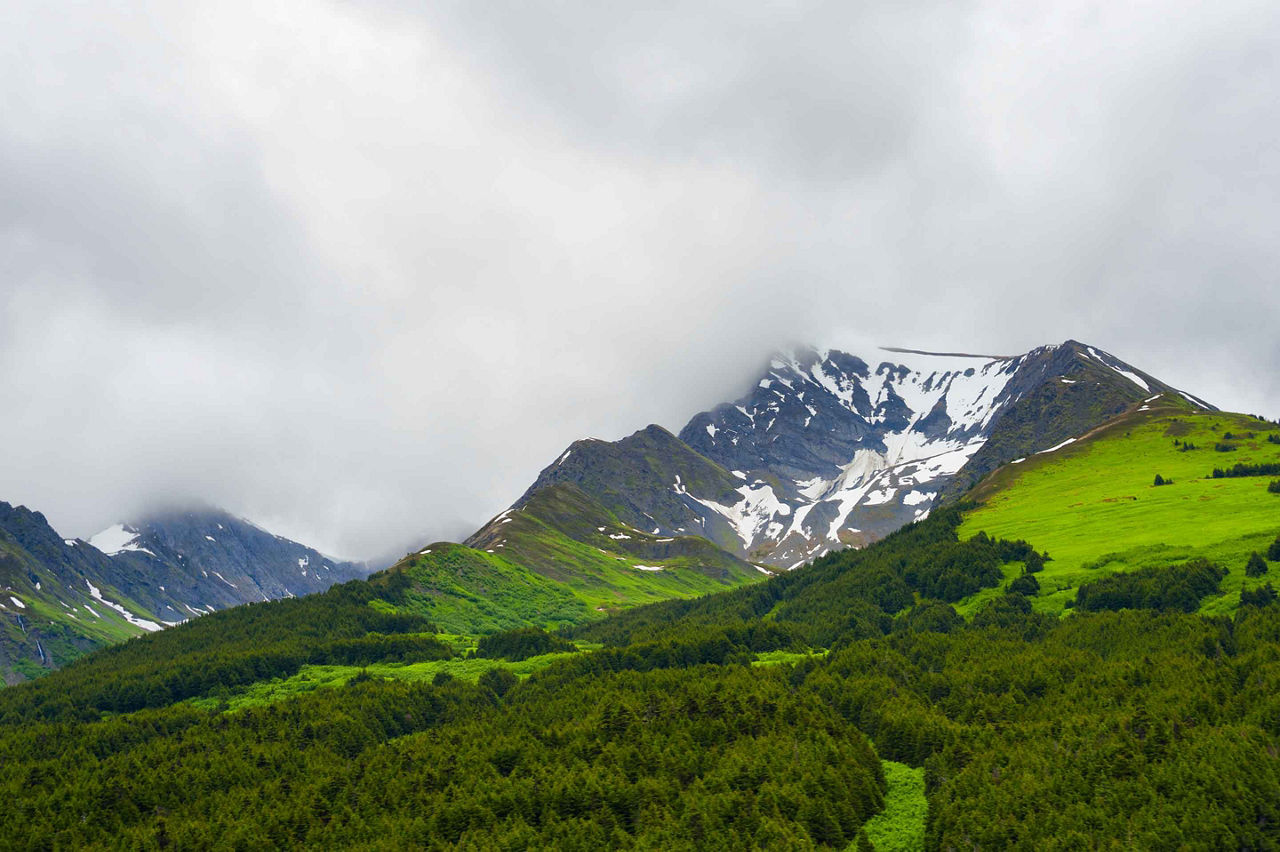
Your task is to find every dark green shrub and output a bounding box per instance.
[1075,559,1226,613]
[1241,582,1277,608]
[895,601,963,634]
[1212,462,1280,479]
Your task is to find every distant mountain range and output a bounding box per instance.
[0,505,367,683]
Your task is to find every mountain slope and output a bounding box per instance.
[939,341,1213,498]
[0,504,168,684]
[387,481,764,634]
[956,400,1280,616]
[514,425,748,553]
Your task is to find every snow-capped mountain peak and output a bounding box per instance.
[677,346,1028,564]
[508,340,1211,571]
[667,340,1211,566]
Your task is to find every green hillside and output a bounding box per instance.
[387,484,764,635]
[957,397,1280,617]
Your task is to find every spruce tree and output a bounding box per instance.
[1247,552,1268,577]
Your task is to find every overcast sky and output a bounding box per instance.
[2,1,1277,560]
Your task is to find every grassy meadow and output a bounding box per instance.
[957,400,1280,616]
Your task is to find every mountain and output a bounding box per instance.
[88,508,369,620]
[512,424,751,555]
[5,338,1208,677]
[519,340,1211,568]
[2,345,1276,848]
[0,504,369,683]
[390,338,1208,633]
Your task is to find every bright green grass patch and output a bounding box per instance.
[398,530,760,636]
[492,514,761,610]
[751,649,829,667]
[188,650,583,712]
[859,760,926,851]
[398,544,595,635]
[958,408,1280,617]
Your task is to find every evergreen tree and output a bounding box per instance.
[1247,552,1268,578]
[1009,573,1040,596]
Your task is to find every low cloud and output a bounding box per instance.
[1,1,1276,557]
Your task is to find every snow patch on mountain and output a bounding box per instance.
[88,523,155,557]
[1038,437,1077,454]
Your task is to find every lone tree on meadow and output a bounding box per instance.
[1247,552,1268,578]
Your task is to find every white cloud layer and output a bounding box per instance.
[1,1,1277,558]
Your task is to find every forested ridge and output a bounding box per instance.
[1,508,1279,848]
